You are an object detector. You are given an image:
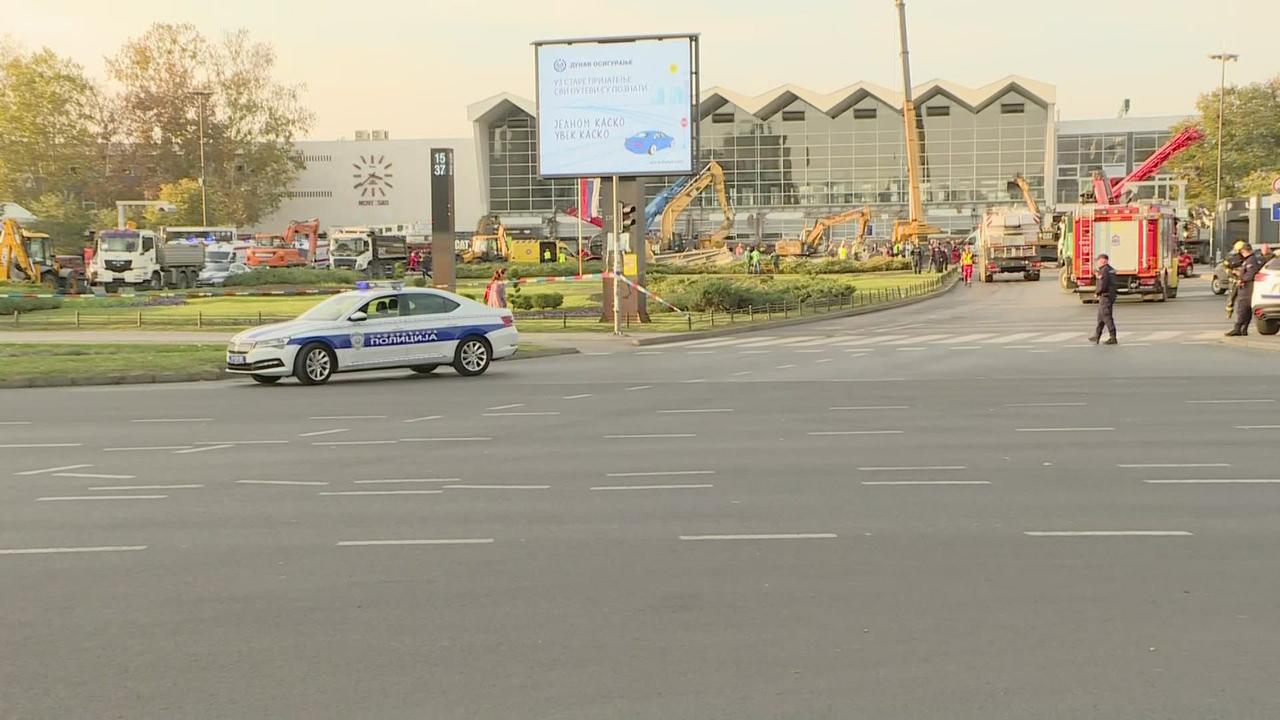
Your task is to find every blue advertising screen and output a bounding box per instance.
[536,37,695,178]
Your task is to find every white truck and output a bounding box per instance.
[328,227,406,278]
[975,208,1043,283]
[90,229,206,291]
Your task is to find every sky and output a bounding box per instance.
[5,0,1271,141]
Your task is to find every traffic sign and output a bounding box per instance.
[1272,176,1280,194]
[1272,204,1280,222]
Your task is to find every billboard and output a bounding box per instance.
[534,34,699,178]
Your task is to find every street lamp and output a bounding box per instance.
[1208,52,1238,260]
[187,90,214,226]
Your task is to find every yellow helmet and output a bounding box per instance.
[1233,241,1246,252]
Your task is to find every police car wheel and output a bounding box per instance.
[295,343,336,385]
[453,336,492,377]
[251,374,281,384]
[410,364,439,374]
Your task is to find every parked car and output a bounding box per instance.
[1250,256,1280,335]
[1178,251,1194,278]
[1211,260,1233,295]
[197,262,249,287]
[624,130,674,156]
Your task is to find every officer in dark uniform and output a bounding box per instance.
[1090,253,1118,345]
[1226,242,1263,336]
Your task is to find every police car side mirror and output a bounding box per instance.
[348,311,368,323]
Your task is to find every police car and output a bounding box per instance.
[226,286,518,385]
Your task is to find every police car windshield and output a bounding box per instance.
[298,294,368,322]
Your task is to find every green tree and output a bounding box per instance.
[27,192,96,250]
[0,44,103,208]
[105,24,313,228]
[1167,77,1280,208]
[142,179,205,227]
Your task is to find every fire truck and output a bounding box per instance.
[1067,127,1204,304]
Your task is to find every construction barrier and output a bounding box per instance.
[0,288,347,300]
[616,275,688,315]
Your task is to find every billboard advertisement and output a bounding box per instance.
[535,35,698,178]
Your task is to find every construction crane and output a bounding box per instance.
[777,207,870,257]
[658,160,735,252]
[1088,126,1205,206]
[891,0,941,246]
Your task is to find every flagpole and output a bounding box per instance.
[577,179,584,276]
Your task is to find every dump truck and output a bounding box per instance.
[976,209,1043,282]
[328,228,405,278]
[89,229,206,290]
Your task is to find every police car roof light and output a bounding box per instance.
[355,280,371,290]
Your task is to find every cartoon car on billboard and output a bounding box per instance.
[624,130,674,156]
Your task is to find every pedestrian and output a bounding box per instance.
[735,242,744,258]
[421,250,432,281]
[838,242,849,261]
[542,247,553,263]
[484,268,508,308]
[407,249,420,276]
[1226,242,1262,336]
[750,246,762,275]
[950,244,960,267]
[770,249,781,273]
[961,246,975,286]
[1089,253,1118,345]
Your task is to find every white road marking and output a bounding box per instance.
[895,347,927,352]
[403,415,443,423]
[808,430,904,436]
[831,406,910,411]
[737,350,771,355]
[1028,349,1053,354]
[482,411,561,417]
[788,337,853,347]
[443,484,550,490]
[562,394,593,400]
[237,480,329,486]
[686,350,717,355]
[0,443,81,449]
[987,332,1042,344]
[320,490,443,496]
[862,480,991,485]
[0,421,32,425]
[776,364,797,369]
[312,440,399,446]
[935,333,996,344]
[1005,345,1037,349]
[592,484,714,491]
[53,472,135,480]
[1139,330,1182,342]
[1118,463,1231,468]
[298,428,349,437]
[353,478,460,484]
[794,349,828,354]
[0,545,147,556]
[1143,479,1280,484]
[831,378,905,383]
[949,346,982,350]
[605,470,716,478]
[626,385,654,391]
[1005,402,1087,407]
[839,335,905,345]
[606,434,696,439]
[1182,341,1213,346]
[1034,332,1080,343]
[173,444,232,454]
[1187,399,1274,405]
[14,464,92,476]
[37,495,167,501]
[1016,427,1114,433]
[584,352,613,356]
[1024,531,1192,537]
[1124,342,1152,347]
[309,415,386,420]
[194,440,288,445]
[636,351,663,355]
[816,358,834,364]
[731,371,752,376]
[131,417,211,423]
[487,403,524,410]
[683,378,706,383]
[857,465,965,471]
[657,408,733,414]
[105,446,192,452]
[90,484,203,491]
[679,533,837,541]
[884,334,951,345]
[1235,425,1280,430]
[337,538,493,547]
[400,437,492,442]
[740,336,821,347]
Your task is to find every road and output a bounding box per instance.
[3,276,1278,719]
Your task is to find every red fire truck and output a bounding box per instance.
[1068,127,1204,304]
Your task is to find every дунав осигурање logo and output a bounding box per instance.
[553,59,566,72]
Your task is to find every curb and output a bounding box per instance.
[506,347,579,361]
[1221,336,1280,353]
[0,368,229,390]
[630,273,961,346]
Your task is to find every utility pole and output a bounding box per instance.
[188,90,213,226]
[1208,52,1237,260]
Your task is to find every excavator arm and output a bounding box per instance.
[658,161,735,251]
[802,208,870,254]
[1008,174,1040,219]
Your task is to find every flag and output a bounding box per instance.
[578,178,601,224]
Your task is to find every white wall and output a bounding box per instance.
[250,137,482,234]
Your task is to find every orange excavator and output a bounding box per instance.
[246,219,322,267]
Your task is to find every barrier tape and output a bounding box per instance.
[616,275,687,315]
[494,271,688,314]
[0,288,347,300]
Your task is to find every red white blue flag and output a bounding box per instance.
[578,178,601,224]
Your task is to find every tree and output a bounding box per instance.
[142,179,205,227]
[0,44,103,209]
[1167,77,1280,208]
[28,192,96,251]
[105,24,313,228]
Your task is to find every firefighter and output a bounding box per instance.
[1090,253,1118,345]
[1226,242,1263,336]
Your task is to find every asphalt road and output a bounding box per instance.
[3,276,1278,719]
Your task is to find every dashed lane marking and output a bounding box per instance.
[605,470,716,478]
[237,480,329,486]
[14,464,92,476]
[0,546,147,556]
[862,480,990,485]
[592,484,714,491]
[173,444,232,454]
[679,533,837,541]
[320,490,443,496]
[337,538,493,547]
[105,446,191,452]
[1025,531,1192,537]
[37,495,167,501]
[298,428,349,438]
[309,415,386,420]
[53,472,135,480]
[90,484,203,491]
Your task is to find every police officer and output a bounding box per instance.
[1226,242,1263,336]
[1223,241,1246,317]
[1090,253,1118,345]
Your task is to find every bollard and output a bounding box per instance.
[710,310,714,327]
[13,310,18,326]
[197,311,202,329]
[687,314,693,331]
[75,309,81,328]
[137,310,142,328]
[767,304,772,320]
[784,303,789,319]
[749,305,754,322]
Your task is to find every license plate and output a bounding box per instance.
[227,355,247,365]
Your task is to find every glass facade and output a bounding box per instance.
[480,86,1053,238]
[1055,129,1179,205]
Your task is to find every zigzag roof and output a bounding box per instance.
[467,76,1055,123]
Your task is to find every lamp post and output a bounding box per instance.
[187,90,213,226]
[1208,52,1237,260]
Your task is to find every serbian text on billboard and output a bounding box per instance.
[536,38,694,178]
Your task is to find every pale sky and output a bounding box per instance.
[6,0,1270,140]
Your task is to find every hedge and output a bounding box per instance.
[648,255,911,276]
[456,261,605,279]
[222,268,363,287]
[0,298,63,314]
[510,292,565,310]
[647,275,859,312]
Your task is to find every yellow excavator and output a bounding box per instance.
[657,160,735,253]
[776,207,871,257]
[0,218,78,290]
[462,215,510,263]
[890,0,942,247]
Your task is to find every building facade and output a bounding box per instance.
[1053,115,1190,209]
[249,136,482,235]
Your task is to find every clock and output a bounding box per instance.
[352,155,395,198]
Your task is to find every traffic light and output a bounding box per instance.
[619,203,637,232]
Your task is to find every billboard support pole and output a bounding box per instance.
[612,175,622,336]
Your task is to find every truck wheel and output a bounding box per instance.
[251,375,282,384]
[175,272,189,289]
[149,272,164,291]
[1257,317,1280,336]
[453,336,492,377]
[1029,271,1041,281]
[294,343,336,385]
